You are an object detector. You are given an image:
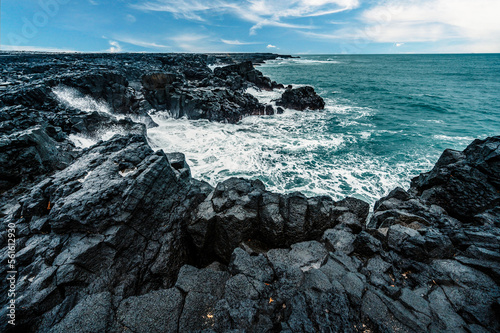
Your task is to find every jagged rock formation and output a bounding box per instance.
[0,134,213,332]
[0,125,73,192]
[276,86,326,111]
[188,178,369,264]
[213,61,283,91]
[1,132,499,332]
[0,53,324,193]
[410,136,500,223]
[0,53,323,131]
[0,53,499,332]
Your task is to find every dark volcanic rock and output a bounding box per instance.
[362,137,500,332]
[276,86,326,111]
[1,52,500,333]
[214,61,274,90]
[0,84,55,110]
[0,53,295,126]
[187,177,369,263]
[141,72,178,90]
[0,126,73,192]
[411,136,500,223]
[1,135,500,332]
[59,71,137,115]
[171,242,358,332]
[165,152,191,179]
[0,134,212,331]
[147,87,268,123]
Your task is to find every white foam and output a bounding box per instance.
[69,134,97,148]
[53,86,112,114]
[359,131,372,139]
[99,127,128,141]
[208,64,224,71]
[146,100,433,204]
[245,87,283,105]
[259,58,341,68]
[433,135,474,141]
[68,127,127,149]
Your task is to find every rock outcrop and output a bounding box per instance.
[410,136,500,223]
[276,86,326,111]
[213,61,282,91]
[1,132,499,332]
[188,177,369,264]
[0,125,73,192]
[0,134,212,331]
[0,53,300,125]
[145,86,270,123]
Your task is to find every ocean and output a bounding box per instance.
[92,54,500,204]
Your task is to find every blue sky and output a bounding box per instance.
[1,0,499,54]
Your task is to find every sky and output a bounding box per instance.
[1,0,499,54]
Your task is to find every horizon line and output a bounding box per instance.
[1,50,500,56]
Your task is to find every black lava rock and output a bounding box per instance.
[1,52,499,333]
[276,86,325,111]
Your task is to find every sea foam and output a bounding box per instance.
[53,86,112,114]
[147,88,427,203]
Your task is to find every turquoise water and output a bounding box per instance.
[148,54,500,204]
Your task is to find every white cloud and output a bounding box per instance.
[245,0,359,19]
[249,20,315,35]
[167,33,226,52]
[221,39,260,45]
[267,44,277,48]
[361,0,500,38]
[242,0,360,33]
[300,0,500,52]
[358,0,500,50]
[395,42,404,47]
[131,0,223,21]
[132,0,360,34]
[169,33,208,43]
[107,40,122,53]
[114,37,169,49]
[298,31,345,40]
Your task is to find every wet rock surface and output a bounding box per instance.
[1,53,499,332]
[276,86,326,111]
[0,52,307,128]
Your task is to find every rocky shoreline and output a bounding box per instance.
[1,53,499,332]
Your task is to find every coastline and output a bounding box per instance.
[0,52,499,332]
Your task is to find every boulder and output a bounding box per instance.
[214,61,273,90]
[276,86,325,111]
[0,134,212,331]
[411,137,500,222]
[0,126,73,192]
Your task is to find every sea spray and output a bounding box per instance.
[52,86,112,114]
[147,100,431,203]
